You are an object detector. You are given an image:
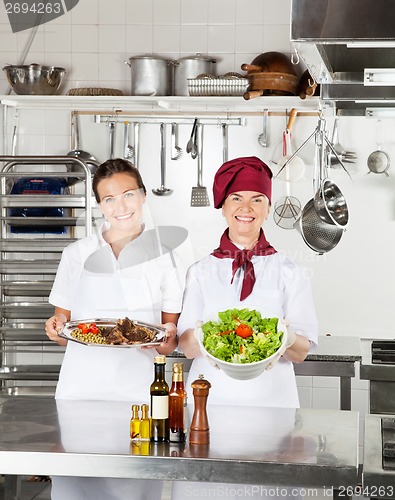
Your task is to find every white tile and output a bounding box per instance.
[44,24,72,53]
[153,26,180,53]
[235,25,264,53]
[126,0,154,25]
[352,389,369,415]
[208,0,236,24]
[0,30,17,52]
[236,0,264,24]
[263,24,292,53]
[312,387,339,410]
[99,0,126,25]
[263,0,291,24]
[70,0,99,25]
[126,25,153,54]
[70,52,99,81]
[98,53,127,84]
[71,25,98,53]
[298,386,312,408]
[208,25,236,53]
[99,25,126,53]
[181,0,209,24]
[17,28,45,54]
[153,0,181,25]
[44,109,70,136]
[214,54,238,75]
[180,25,208,54]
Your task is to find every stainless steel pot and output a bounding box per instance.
[127,55,174,96]
[174,54,217,96]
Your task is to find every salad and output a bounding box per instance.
[201,308,284,364]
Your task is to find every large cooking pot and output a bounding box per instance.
[127,55,174,96]
[174,54,217,96]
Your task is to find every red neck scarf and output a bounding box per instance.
[211,229,276,301]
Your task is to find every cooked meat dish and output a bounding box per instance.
[101,317,157,345]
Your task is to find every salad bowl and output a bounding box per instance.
[196,307,288,380]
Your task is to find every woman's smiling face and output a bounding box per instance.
[222,190,270,241]
[97,172,146,235]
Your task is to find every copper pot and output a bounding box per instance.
[241,51,297,75]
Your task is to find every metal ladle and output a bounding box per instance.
[152,123,173,196]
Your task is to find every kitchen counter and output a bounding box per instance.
[0,397,359,499]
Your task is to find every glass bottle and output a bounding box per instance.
[140,403,151,441]
[169,362,187,442]
[130,404,141,441]
[150,355,169,442]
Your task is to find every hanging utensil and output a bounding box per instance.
[108,121,115,159]
[123,121,134,160]
[258,109,269,147]
[222,123,228,163]
[367,119,390,176]
[171,122,182,160]
[329,116,357,168]
[133,122,140,169]
[294,119,345,254]
[191,123,210,207]
[186,118,198,158]
[152,123,173,196]
[276,108,305,182]
[273,158,301,230]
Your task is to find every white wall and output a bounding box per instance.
[1,0,390,423]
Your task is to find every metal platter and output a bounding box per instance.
[58,318,166,348]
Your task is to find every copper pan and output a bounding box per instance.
[241,51,297,75]
[243,72,298,100]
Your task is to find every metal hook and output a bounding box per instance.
[291,48,300,65]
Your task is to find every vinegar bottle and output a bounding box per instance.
[169,362,187,443]
[150,355,169,442]
[130,404,141,441]
[140,403,151,441]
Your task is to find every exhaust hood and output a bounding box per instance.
[291,0,395,113]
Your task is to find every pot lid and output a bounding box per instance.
[177,53,217,63]
[128,54,174,62]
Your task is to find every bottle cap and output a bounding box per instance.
[172,362,184,372]
[154,355,166,364]
[132,404,140,411]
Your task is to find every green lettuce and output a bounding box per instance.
[202,308,283,364]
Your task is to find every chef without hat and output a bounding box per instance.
[212,156,273,209]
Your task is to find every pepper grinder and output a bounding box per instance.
[189,374,211,445]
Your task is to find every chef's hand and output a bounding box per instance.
[45,313,68,346]
[266,320,297,371]
[155,322,178,355]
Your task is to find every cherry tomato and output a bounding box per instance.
[89,324,99,335]
[78,323,90,335]
[235,323,253,338]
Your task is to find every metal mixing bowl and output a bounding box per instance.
[3,64,66,95]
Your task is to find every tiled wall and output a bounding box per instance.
[0,0,294,94]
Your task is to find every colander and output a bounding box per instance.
[294,198,343,255]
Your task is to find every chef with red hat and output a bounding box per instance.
[172,156,318,499]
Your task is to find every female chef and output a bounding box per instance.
[45,158,184,500]
[172,156,318,500]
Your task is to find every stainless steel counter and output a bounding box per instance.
[0,397,359,493]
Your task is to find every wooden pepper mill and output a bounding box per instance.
[189,374,211,445]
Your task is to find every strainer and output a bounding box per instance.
[294,199,343,255]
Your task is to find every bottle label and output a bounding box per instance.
[151,395,169,419]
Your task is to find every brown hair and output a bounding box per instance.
[92,158,146,203]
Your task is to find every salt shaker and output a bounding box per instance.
[189,374,211,445]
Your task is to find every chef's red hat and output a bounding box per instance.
[213,156,272,208]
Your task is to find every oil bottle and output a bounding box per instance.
[169,362,187,442]
[140,403,151,441]
[150,355,169,442]
[130,404,141,441]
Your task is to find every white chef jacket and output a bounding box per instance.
[49,223,184,500]
[172,252,318,500]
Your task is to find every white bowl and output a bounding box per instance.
[197,307,288,380]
